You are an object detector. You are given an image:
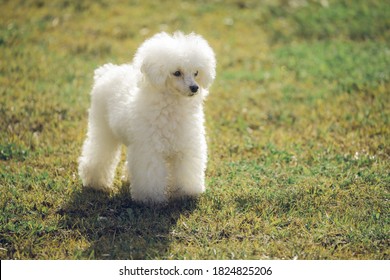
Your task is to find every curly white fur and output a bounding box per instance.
[78,32,216,204]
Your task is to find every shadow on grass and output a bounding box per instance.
[60,185,199,259]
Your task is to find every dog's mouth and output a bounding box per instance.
[187,91,200,98]
[187,87,199,97]
[180,90,198,97]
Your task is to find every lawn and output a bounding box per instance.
[0,0,389,259]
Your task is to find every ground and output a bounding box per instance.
[0,0,389,259]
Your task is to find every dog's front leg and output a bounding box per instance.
[127,146,168,204]
[170,148,206,200]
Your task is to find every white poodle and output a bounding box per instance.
[78,32,216,204]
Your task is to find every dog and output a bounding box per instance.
[78,32,216,204]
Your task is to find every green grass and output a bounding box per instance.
[1,0,389,259]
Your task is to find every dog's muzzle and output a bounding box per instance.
[189,85,199,93]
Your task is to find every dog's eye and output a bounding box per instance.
[173,71,182,77]
[194,71,198,77]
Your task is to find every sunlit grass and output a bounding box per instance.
[1,0,389,259]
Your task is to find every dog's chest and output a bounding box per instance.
[147,100,194,153]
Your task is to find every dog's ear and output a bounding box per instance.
[140,61,168,87]
[198,64,216,90]
[189,34,216,90]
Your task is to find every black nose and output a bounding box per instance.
[190,85,199,93]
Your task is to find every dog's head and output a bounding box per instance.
[134,32,216,97]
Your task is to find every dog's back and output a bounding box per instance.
[93,63,115,81]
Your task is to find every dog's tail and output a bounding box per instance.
[93,63,115,82]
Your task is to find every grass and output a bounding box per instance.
[0,0,389,259]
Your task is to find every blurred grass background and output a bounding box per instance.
[0,0,389,259]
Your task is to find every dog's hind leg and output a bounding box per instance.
[78,117,121,192]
